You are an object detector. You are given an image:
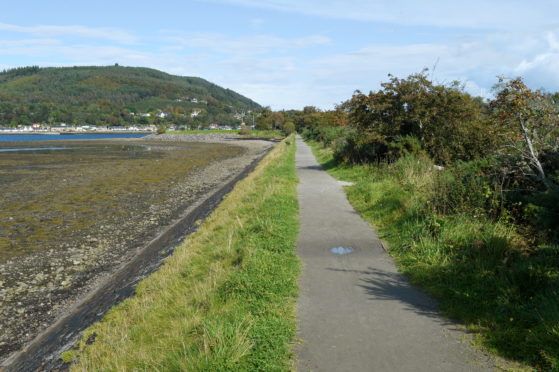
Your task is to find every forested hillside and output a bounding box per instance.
[0,65,261,127]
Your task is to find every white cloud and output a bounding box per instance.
[197,0,556,30]
[303,28,559,106]
[165,32,331,55]
[515,53,559,89]
[0,23,137,44]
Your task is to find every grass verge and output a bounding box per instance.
[308,141,558,371]
[169,129,285,139]
[170,129,238,134]
[67,136,299,371]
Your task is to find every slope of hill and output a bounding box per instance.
[0,65,260,127]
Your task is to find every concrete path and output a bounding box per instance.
[295,136,494,372]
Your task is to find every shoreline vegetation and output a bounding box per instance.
[62,136,299,371]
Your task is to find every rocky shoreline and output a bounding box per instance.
[0,134,275,369]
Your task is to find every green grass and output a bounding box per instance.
[308,141,559,371]
[68,136,299,371]
[170,129,237,134]
[169,129,286,139]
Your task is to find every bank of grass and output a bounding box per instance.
[170,129,236,134]
[67,136,299,371]
[169,129,285,139]
[309,141,559,371]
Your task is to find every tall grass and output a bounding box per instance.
[310,142,559,371]
[67,137,299,371]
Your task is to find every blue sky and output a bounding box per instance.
[1,0,558,109]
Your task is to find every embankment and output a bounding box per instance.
[1,135,277,371]
[62,135,299,371]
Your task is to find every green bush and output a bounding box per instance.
[156,124,166,134]
[523,188,559,243]
[238,125,251,135]
[332,130,389,164]
[301,123,348,145]
[431,157,503,217]
[282,120,295,135]
[332,133,424,165]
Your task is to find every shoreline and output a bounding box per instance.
[1,134,276,370]
[0,131,153,135]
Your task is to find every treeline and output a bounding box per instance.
[0,66,261,128]
[294,70,559,369]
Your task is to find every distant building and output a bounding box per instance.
[50,126,68,132]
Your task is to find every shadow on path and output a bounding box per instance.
[325,266,462,329]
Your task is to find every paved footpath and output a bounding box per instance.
[295,136,495,372]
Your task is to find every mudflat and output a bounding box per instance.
[0,134,273,364]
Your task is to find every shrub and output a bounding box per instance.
[431,157,503,217]
[332,130,389,164]
[238,125,251,135]
[523,188,559,243]
[282,120,295,135]
[332,133,424,165]
[156,124,166,134]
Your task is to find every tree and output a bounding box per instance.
[342,70,489,164]
[271,111,285,130]
[283,120,295,134]
[256,106,272,130]
[490,77,559,190]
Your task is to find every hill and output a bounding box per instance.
[0,65,261,128]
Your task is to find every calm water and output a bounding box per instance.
[0,133,149,142]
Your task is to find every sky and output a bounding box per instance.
[1,1,559,110]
